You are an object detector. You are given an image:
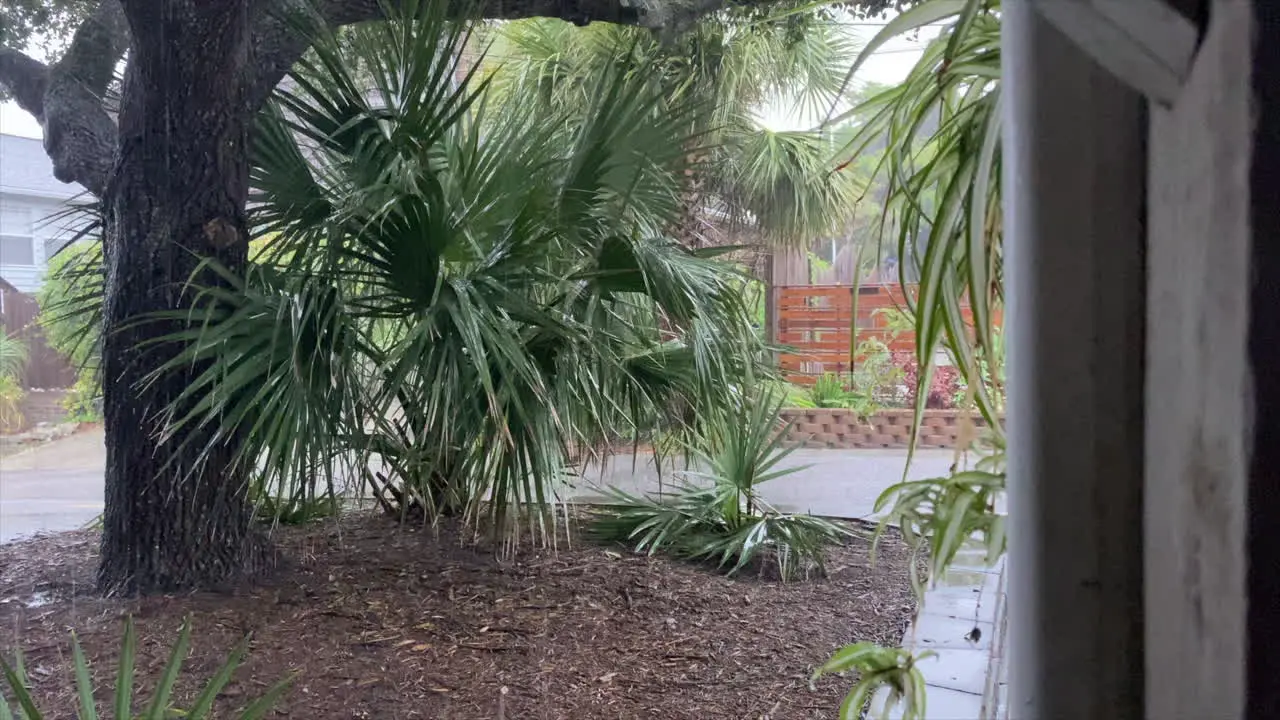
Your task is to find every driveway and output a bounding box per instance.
[574,447,956,521]
[0,426,961,543]
[0,428,106,543]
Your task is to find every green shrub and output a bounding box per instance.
[808,372,847,408]
[591,389,848,579]
[61,373,102,423]
[37,240,103,377]
[0,334,28,433]
[0,616,292,719]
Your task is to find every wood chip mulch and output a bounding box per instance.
[0,513,918,719]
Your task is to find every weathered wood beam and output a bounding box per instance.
[1031,0,1199,104]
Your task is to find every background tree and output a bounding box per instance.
[0,0,904,595]
[486,13,862,250]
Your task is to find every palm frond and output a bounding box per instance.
[153,4,768,546]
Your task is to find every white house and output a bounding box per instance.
[0,133,90,292]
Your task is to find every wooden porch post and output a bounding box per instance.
[1003,3,1147,717]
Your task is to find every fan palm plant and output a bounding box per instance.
[486,12,864,249]
[148,0,767,542]
[592,388,848,579]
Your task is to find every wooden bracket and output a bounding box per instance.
[1032,0,1200,105]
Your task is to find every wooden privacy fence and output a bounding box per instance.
[774,283,998,384]
[0,283,76,389]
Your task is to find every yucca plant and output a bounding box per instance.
[0,616,291,719]
[592,388,848,579]
[148,0,766,545]
[810,641,935,720]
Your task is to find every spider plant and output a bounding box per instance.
[592,388,848,579]
[874,432,1007,593]
[817,3,1008,715]
[832,0,1009,591]
[831,0,1004,451]
[810,641,935,720]
[0,616,291,719]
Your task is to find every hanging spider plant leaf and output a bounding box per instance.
[825,0,971,126]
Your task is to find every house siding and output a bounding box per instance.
[0,193,88,293]
[0,134,89,294]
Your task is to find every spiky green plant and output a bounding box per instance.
[0,616,291,719]
[807,371,847,408]
[592,389,847,579]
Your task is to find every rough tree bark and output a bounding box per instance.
[0,0,899,595]
[96,0,262,594]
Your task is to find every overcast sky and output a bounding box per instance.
[0,20,937,139]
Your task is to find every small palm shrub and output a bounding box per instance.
[592,390,848,579]
[0,616,291,719]
[810,641,934,720]
[145,2,768,545]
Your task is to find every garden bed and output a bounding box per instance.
[0,512,918,719]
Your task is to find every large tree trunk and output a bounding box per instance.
[97,0,269,595]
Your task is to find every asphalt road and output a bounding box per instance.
[0,429,107,543]
[0,427,959,544]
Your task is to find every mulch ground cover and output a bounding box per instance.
[0,512,918,719]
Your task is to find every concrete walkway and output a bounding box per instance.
[574,448,956,520]
[869,548,1007,719]
[0,430,961,544]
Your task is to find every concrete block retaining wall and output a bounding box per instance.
[779,408,995,449]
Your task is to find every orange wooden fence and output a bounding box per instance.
[774,283,999,384]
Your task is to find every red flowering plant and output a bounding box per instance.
[893,351,962,410]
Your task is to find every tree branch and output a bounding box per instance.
[244,0,764,117]
[41,0,130,196]
[0,47,49,119]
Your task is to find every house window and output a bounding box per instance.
[0,234,35,266]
